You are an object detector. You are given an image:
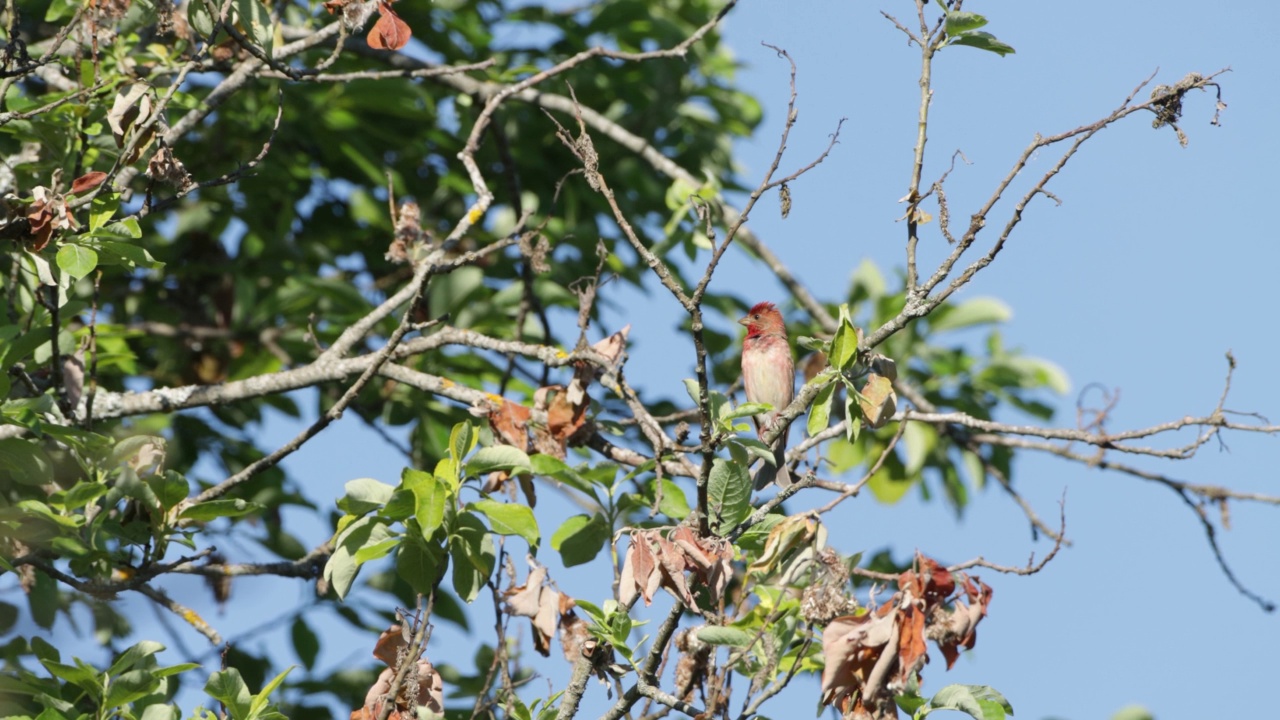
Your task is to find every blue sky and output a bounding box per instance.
[12,3,1279,720]
[709,2,1280,718]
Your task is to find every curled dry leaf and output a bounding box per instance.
[819,554,993,715]
[354,663,443,720]
[70,171,108,195]
[488,399,531,450]
[858,372,897,428]
[869,353,897,381]
[372,624,406,667]
[505,563,579,658]
[819,603,896,714]
[367,1,411,51]
[352,623,444,720]
[107,83,156,163]
[619,528,732,611]
[747,511,823,577]
[25,186,75,252]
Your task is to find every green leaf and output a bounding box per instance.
[205,669,251,720]
[731,438,777,466]
[0,438,54,485]
[826,439,862,474]
[948,31,1016,56]
[30,635,59,663]
[352,536,400,564]
[807,381,836,437]
[550,513,609,567]
[337,478,395,515]
[695,626,753,647]
[1015,356,1070,394]
[944,10,988,35]
[96,240,164,270]
[929,297,1011,333]
[449,422,477,466]
[105,218,142,239]
[466,446,532,476]
[148,472,190,511]
[44,0,75,21]
[707,459,751,533]
[960,449,986,490]
[324,515,393,600]
[141,705,179,720]
[451,512,496,602]
[722,402,772,424]
[187,0,216,37]
[179,499,262,522]
[867,461,915,505]
[530,454,597,499]
[922,684,1013,720]
[89,193,121,232]
[397,534,447,595]
[154,662,201,679]
[829,313,859,371]
[902,422,936,476]
[41,660,101,695]
[470,499,539,548]
[234,0,273,54]
[381,489,415,521]
[657,479,690,520]
[109,640,165,675]
[56,244,98,280]
[247,666,294,719]
[103,669,158,709]
[403,469,448,538]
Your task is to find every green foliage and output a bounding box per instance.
[898,683,1015,720]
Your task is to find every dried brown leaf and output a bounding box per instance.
[858,372,897,428]
[373,624,405,667]
[819,607,896,712]
[488,399,531,449]
[367,1,411,51]
[70,171,108,195]
[505,565,548,618]
[532,588,560,656]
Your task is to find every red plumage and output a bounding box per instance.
[739,301,795,488]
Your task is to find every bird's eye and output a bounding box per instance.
[753,314,760,320]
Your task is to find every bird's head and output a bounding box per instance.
[738,301,786,338]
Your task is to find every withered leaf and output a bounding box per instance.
[488,399,531,449]
[505,564,573,658]
[367,1,411,51]
[505,565,547,617]
[858,372,897,428]
[655,535,695,606]
[819,606,896,712]
[70,171,108,195]
[372,624,405,667]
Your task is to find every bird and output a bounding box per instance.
[739,301,795,489]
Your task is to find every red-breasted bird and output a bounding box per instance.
[739,301,795,488]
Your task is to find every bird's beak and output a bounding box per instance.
[737,315,750,327]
